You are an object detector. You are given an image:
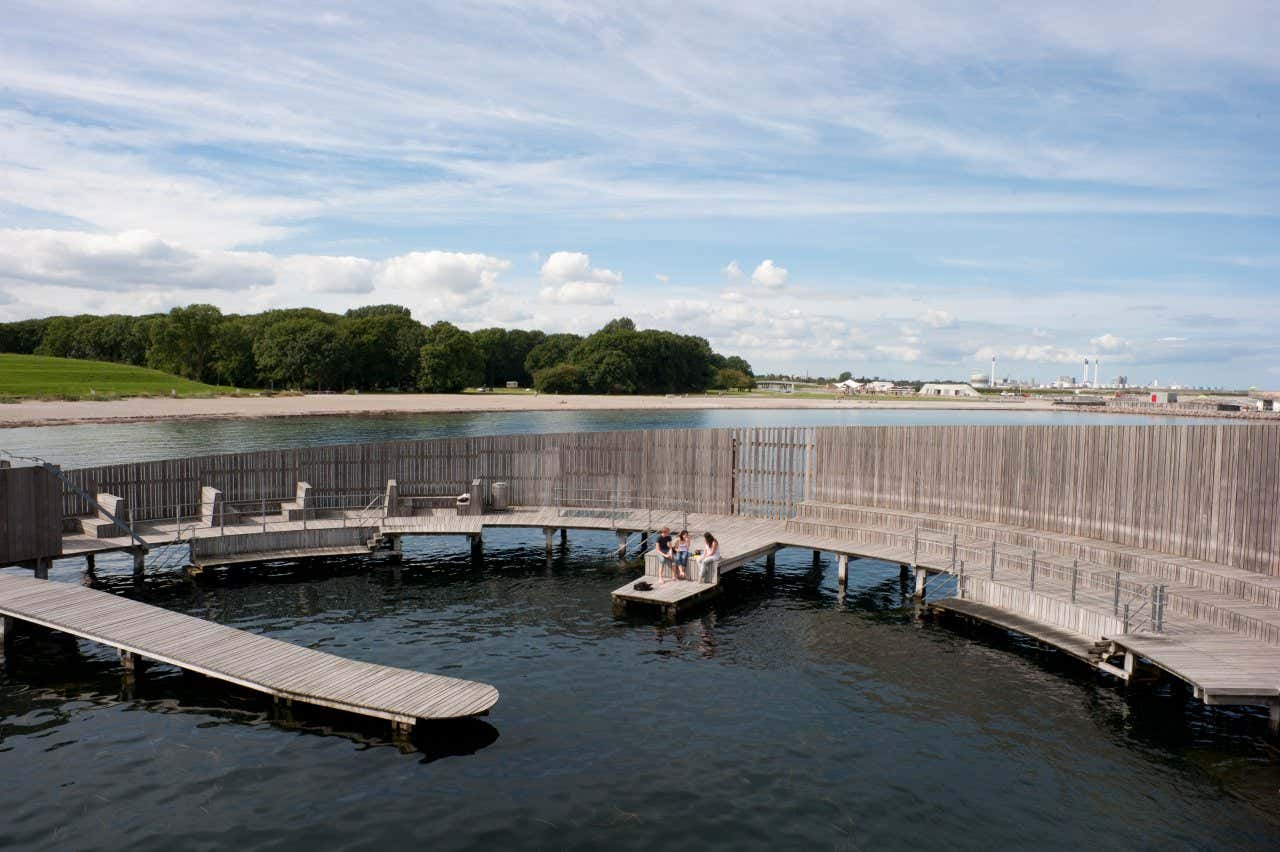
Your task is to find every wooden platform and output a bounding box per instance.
[0,573,498,726]
[930,597,1100,662]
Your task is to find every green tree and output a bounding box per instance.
[344,304,412,320]
[582,348,636,393]
[533,363,585,393]
[838,370,852,382]
[0,318,49,354]
[253,318,341,389]
[418,321,482,392]
[340,313,426,390]
[147,304,224,382]
[524,333,582,376]
[715,368,755,390]
[211,317,257,388]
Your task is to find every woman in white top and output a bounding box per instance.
[700,532,721,582]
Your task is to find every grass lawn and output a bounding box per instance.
[0,354,235,401]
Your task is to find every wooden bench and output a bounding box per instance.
[81,492,130,538]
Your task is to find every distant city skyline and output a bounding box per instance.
[0,2,1277,386]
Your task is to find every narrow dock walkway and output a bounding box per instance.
[0,574,498,727]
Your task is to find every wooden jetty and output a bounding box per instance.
[0,573,498,730]
[4,422,1280,728]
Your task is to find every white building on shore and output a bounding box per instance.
[919,383,981,398]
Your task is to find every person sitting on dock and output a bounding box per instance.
[700,532,721,580]
[655,526,674,574]
[674,530,692,579]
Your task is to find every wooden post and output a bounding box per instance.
[392,719,416,739]
[34,557,49,580]
[837,554,848,591]
[1270,700,1280,736]
[0,615,12,648]
[470,534,483,559]
[1029,551,1037,591]
[912,526,919,567]
[899,564,909,585]
[957,560,965,599]
[616,530,627,561]
[544,527,555,553]
[989,541,996,579]
[119,649,144,673]
[85,553,96,574]
[560,528,568,546]
[389,535,402,562]
[1070,560,1078,603]
[913,566,927,599]
[950,533,957,572]
[132,549,145,579]
[766,551,776,570]
[812,549,821,567]
[1113,572,1121,615]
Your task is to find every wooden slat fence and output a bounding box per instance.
[0,466,63,563]
[810,424,1280,576]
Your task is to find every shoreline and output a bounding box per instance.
[0,392,1059,428]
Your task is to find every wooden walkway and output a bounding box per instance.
[0,573,499,728]
[41,500,1280,719]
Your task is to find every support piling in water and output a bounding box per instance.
[837,554,848,591]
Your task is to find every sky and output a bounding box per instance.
[0,1,1277,387]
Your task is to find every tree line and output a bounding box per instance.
[0,305,755,394]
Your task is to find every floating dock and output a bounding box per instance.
[0,573,498,731]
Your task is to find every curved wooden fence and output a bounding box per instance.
[39,423,1280,576]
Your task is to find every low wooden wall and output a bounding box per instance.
[0,466,63,564]
[811,424,1280,576]
[60,428,753,524]
[190,527,377,561]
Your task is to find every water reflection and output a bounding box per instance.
[3,520,1279,848]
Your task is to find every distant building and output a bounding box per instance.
[834,379,862,393]
[758,380,796,393]
[1150,391,1178,404]
[919,383,981,398]
[505,381,519,389]
[969,371,990,387]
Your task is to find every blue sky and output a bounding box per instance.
[1,1,1277,386]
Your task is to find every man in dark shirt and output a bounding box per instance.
[655,526,673,565]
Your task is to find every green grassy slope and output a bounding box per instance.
[0,354,231,400]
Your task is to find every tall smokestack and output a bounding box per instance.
[1082,357,1089,388]
[991,355,996,388]
[1095,357,1101,389]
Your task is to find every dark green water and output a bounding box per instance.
[1,409,1274,850]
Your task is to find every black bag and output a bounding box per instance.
[633,580,653,591]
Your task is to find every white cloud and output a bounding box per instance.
[655,273,670,284]
[539,281,615,305]
[540,251,621,286]
[723,261,744,282]
[538,250,620,305]
[0,228,510,313]
[751,259,788,289]
[875,344,922,362]
[919,308,955,328]
[1090,333,1131,352]
[379,251,508,293]
[0,229,274,291]
[276,255,377,294]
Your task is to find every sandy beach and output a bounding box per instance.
[0,392,1056,428]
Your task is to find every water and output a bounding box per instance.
[0,406,1215,468]
[1,409,1274,850]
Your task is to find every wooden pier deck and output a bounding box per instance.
[0,573,499,727]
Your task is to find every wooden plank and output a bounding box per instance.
[0,574,498,723]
